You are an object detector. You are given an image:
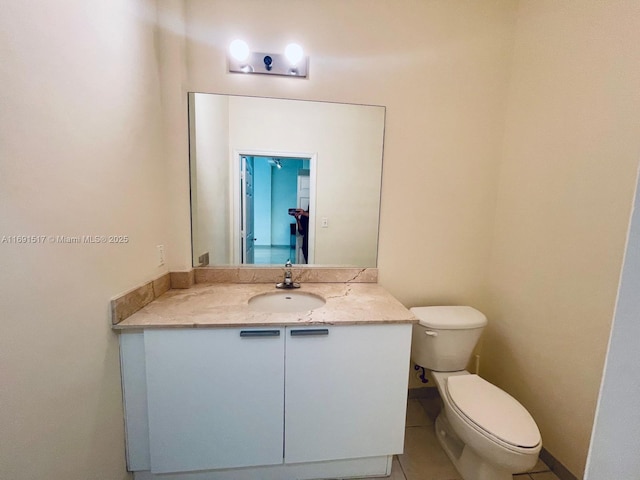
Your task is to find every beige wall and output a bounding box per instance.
[190,93,230,265]
[2,1,517,476]
[482,1,640,477]
[3,1,638,479]
[0,1,167,479]
[228,96,384,266]
[178,0,517,302]
[179,2,640,476]
[157,0,191,271]
[174,0,516,409]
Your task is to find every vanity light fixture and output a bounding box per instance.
[228,40,308,78]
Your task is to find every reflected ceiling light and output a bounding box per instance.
[227,40,308,78]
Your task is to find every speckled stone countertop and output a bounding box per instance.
[113,282,417,330]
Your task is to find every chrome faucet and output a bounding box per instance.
[276,260,300,289]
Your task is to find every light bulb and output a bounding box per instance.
[284,43,304,65]
[229,39,250,62]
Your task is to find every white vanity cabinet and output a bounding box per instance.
[119,322,412,478]
[144,328,285,473]
[284,324,411,463]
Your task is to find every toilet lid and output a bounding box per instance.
[410,306,487,330]
[447,375,540,448]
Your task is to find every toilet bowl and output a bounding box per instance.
[410,306,541,480]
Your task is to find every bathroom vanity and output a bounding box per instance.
[114,281,416,480]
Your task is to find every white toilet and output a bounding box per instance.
[410,306,541,480]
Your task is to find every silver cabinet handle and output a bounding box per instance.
[240,330,281,338]
[424,330,438,337]
[290,328,329,337]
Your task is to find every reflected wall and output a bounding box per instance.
[189,93,385,267]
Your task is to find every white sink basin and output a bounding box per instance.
[248,291,326,313]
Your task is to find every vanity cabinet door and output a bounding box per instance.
[284,324,412,464]
[144,328,285,474]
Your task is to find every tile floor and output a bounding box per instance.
[253,245,296,265]
[355,390,559,480]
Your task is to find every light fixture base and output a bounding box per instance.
[229,52,308,78]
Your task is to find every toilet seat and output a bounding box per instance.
[446,375,541,450]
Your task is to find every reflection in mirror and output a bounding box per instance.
[188,93,385,268]
[239,154,314,265]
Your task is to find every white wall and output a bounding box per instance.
[585,167,640,479]
[482,1,640,476]
[0,1,168,479]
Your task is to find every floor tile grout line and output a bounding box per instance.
[395,454,409,480]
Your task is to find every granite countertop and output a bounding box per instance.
[113,282,417,330]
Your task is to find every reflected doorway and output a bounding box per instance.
[237,154,315,265]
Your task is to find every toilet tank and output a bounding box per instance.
[410,306,487,372]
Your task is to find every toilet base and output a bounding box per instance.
[435,413,512,480]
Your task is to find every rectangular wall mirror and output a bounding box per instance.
[188,93,386,268]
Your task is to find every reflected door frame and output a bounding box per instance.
[232,149,317,265]
[240,156,255,264]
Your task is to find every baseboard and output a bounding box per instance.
[132,455,393,480]
[407,386,439,399]
[539,448,579,480]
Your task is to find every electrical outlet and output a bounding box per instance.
[157,245,165,266]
